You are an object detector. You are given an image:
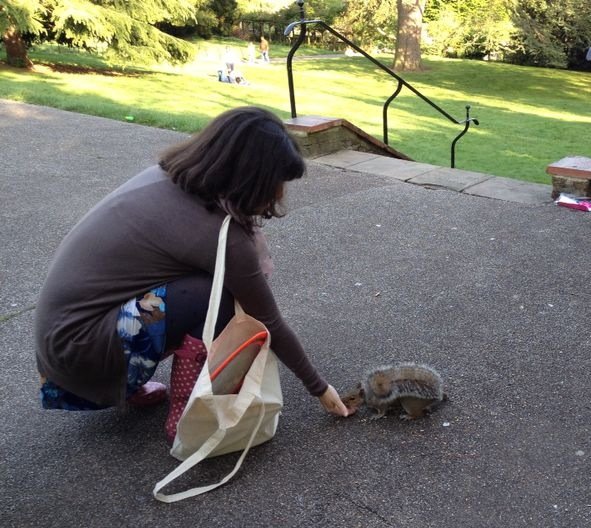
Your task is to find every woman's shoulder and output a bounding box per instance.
[226,216,255,245]
[111,166,207,211]
[113,165,168,195]
[224,217,260,265]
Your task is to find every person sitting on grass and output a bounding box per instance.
[218,68,248,85]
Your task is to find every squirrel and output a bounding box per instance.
[340,362,447,420]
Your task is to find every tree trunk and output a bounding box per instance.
[393,0,427,71]
[2,26,33,69]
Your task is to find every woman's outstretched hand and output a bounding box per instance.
[318,384,350,417]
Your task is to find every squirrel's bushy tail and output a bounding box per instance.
[391,362,443,401]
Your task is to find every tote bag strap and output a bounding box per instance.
[202,215,232,351]
[153,396,265,503]
[203,215,246,351]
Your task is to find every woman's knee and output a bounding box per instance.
[166,273,234,348]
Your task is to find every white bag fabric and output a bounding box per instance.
[153,215,283,502]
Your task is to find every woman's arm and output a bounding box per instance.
[224,224,349,417]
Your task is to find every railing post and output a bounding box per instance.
[287,1,307,118]
[451,105,478,168]
[383,81,403,145]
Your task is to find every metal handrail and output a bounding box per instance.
[284,2,479,168]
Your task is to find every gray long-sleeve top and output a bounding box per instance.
[34,165,327,406]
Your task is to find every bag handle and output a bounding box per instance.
[203,215,246,351]
[154,216,266,502]
[153,396,265,502]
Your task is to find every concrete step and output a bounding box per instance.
[312,149,553,206]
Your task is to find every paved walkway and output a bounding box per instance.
[1,99,590,528]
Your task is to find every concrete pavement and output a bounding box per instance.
[1,99,590,528]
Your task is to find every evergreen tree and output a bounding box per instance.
[333,0,396,49]
[1,0,204,67]
[1,0,45,67]
[509,0,591,69]
[423,0,513,59]
[210,0,237,35]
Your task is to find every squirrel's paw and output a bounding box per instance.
[369,410,386,420]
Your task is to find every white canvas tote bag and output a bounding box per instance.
[153,215,283,502]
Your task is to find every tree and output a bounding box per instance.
[394,0,427,71]
[423,0,591,70]
[508,0,591,70]
[423,0,513,60]
[209,0,238,35]
[333,0,396,49]
[0,0,44,68]
[236,0,292,14]
[47,0,199,63]
[1,0,204,68]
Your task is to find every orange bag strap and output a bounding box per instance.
[209,331,268,382]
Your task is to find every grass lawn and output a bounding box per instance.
[0,39,589,184]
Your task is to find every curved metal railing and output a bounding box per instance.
[284,2,479,168]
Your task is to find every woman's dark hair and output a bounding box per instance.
[159,106,305,232]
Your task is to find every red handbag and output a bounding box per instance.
[165,335,207,444]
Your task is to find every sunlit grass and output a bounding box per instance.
[0,41,589,184]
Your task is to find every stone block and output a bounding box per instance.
[550,175,590,200]
[285,115,411,161]
[546,156,591,199]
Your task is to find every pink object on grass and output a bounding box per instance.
[554,193,591,212]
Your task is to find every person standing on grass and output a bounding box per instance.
[34,106,349,439]
[223,46,238,72]
[247,41,256,63]
[260,36,270,62]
